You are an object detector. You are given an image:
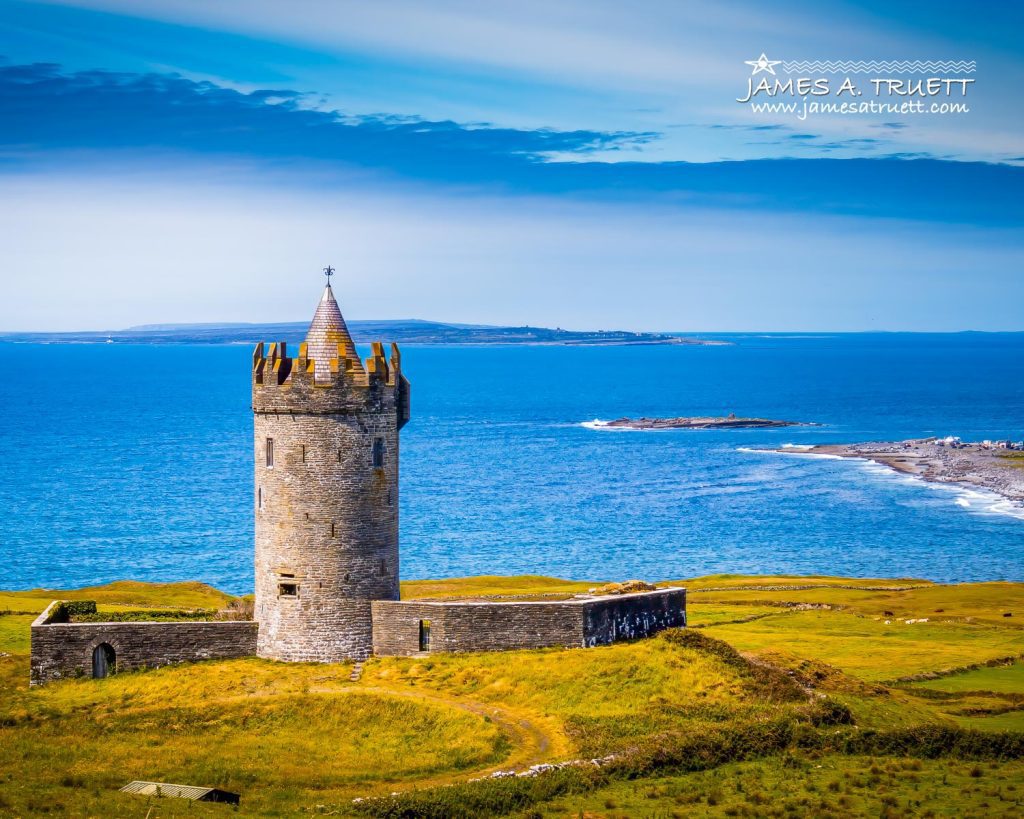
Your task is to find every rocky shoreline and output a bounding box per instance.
[781,438,1024,507]
[599,416,814,430]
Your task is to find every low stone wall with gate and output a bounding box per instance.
[30,601,258,686]
[30,588,686,681]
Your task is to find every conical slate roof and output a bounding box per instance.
[306,283,362,380]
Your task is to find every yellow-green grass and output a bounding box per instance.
[537,755,1024,818]
[691,582,1024,627]
[0,655,511,815]
[953,710,1024,732]
[914,662,1024,695]
[686,603,781,627]
[998,451,1024,469]
[704,609,1024,682]
[0,580,233,615]
[400,575,596,599]
[361,630,807,758]
[3,575,1024,817]
[0,690,507,816]
[0,614,33,654]
[682,573,932,589]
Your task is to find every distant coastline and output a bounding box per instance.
[768,438,1024,511]
[0,319,728,347]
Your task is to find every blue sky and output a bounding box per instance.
[1,0,1022,330]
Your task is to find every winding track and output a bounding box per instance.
[307,681,562,792]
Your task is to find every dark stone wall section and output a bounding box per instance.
[583,588,688,647]
[371,588,686,656]
[30,602,258,686]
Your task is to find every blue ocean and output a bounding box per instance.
[1,334,1022,594]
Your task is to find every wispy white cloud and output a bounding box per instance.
[4,62,1020,228]
[3,167,1022,332]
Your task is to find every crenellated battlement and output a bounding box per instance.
[252,339,410,425]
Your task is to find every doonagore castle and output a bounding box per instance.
[31,277,685,684]
[252,281,410,662]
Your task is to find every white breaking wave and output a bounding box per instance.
[743,446,1024,521]
[581,419,649,432]
[909,479,1024,522]
[744,445,846,460]
[579,419,679,432]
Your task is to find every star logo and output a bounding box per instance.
[745,53,781,75]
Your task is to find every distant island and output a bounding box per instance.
[0,319,728,347]
[592,415,815,430]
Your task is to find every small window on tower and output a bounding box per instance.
[372,437,385,468]
[278,583,298,598]
[258,487,263,509]
[379,558,388,576]
[301,444,306,463]
[266,438,274,468]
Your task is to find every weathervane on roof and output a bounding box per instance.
[323,265,335,283]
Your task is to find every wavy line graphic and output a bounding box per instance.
[782,60,975,74]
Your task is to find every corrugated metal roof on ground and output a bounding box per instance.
[120,780,240,804]
[121,781,213,799]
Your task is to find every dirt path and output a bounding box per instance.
[307,682,563,793]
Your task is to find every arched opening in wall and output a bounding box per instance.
[92,643,116,679]
[418,620,431,652]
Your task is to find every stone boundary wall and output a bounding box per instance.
[30,601,259,686]
[371,587,686,656]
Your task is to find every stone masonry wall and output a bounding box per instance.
[30,602,258,686]
[371,600,586,655]
[582,588,687,646]
[371,588,686,656]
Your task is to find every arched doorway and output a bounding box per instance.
[92,643,116,679]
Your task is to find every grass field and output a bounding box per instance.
[0,575,1022,817]
[915,662,1024,694]
[545,755,1024,818]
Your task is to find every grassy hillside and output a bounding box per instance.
[1,575,1022,816]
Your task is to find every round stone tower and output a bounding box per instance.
[252,275,411,661]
